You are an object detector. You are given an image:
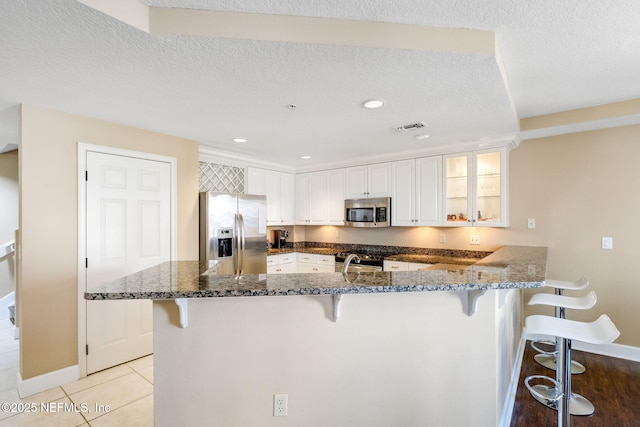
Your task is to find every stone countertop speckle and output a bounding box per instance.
[85,246,547,300]
[268,247,341,256]
[384,254,479,265]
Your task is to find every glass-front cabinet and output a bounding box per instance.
[443,148,507,227]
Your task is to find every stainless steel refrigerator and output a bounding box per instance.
[199,192,267,275]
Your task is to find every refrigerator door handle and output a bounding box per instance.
[234,213,241,275]
[238,213,246,275]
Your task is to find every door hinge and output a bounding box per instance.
[85,170,88,181]
[85,258,88,268]
[85,344,89,355]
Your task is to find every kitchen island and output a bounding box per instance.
[86,245,547,427]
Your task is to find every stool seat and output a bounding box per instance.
[526,314,619,345]
[528,291,597,311]
[544,276,589,292]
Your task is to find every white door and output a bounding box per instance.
[85,151,171,374]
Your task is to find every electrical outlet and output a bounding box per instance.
[470,235,480,245]
[602,237,613,250]
[335,230,341,238]
[527,218,536,229]
[274,394,288,417]
[439,234,446,243]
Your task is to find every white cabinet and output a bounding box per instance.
[326,169,346,225]
[268,253,335,274]
[345,163,392,198]
[247,167,295,225]
[443,148,508,227]
[391,156,442,226]
[296,171,326,225]
[267,253,296,274]
[297,253,335,273]
[296,169,345,225]
[383,260,432,271]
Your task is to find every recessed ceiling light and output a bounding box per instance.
[232,138,247,143]
[300,155,312,160]
[414,133,431,140]
[361,99,384,109]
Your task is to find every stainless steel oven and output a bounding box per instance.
[344,197,391,227]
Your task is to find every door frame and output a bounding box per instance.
[77,142,177,378]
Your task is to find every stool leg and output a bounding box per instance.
[557,336,570,427]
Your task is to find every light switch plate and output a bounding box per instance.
[527,218,536,229]
[602,237,613,250]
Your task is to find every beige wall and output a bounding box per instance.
[302,124,640,347]
[0,150,18,300]
[18,104,199,379]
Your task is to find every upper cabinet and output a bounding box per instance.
[345,163,392,199]
[325,169,346,225]
[296,168,345,225]
[247,167,295,225]
[392,156,442,226]
[443,148,508,227]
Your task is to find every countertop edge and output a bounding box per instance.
[85,246,547,300]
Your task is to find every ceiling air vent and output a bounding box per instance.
[395,121,429,132]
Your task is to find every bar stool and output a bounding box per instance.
[529,290,596,374]
[531,276,589,374]
[524,314,620,427]
[527,290,597,415]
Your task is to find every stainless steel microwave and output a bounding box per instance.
[344,197,391,227]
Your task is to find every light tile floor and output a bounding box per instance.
[0,319,154,426]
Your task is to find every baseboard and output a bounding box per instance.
[500,335,527,427]
[525,332,640,362]
[16,364,80,398]
[0,291,15,321]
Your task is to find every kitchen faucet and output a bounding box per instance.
[341,254,361,274]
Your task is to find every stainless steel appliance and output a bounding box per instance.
[334,252,384,272]
[199,192,267,275]
[272,229,289,249]
[344,197,391,227]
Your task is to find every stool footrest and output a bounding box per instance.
[524,375,563,404]
[531,339,558,355]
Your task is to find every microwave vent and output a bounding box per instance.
[395,121,429,132]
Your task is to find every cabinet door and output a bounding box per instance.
[295,173,310,224]
[383,260,407,271]
[391,159,415,226]
[280,172,295,225]
[308,171,327,224]
[473,149,507,227]
[415,156,442,226]
[443,153,472,226]
[407,262,431,271]
[368,163,392,197]
[345,166,368,198]
[326,169,346,225]
[246,167,265,195]
[264,170,281,225]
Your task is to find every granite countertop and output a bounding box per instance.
[384,253,479,265]
[85,246,547,300]
[268,247,341,256]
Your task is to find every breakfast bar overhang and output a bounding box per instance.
[86,246,547,427]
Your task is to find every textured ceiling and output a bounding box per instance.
[1,0,639,167]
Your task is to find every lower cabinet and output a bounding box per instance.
[383,260,432,271]
[297,253,335,273]
[267,253,296,274]
[268,253,335,274]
